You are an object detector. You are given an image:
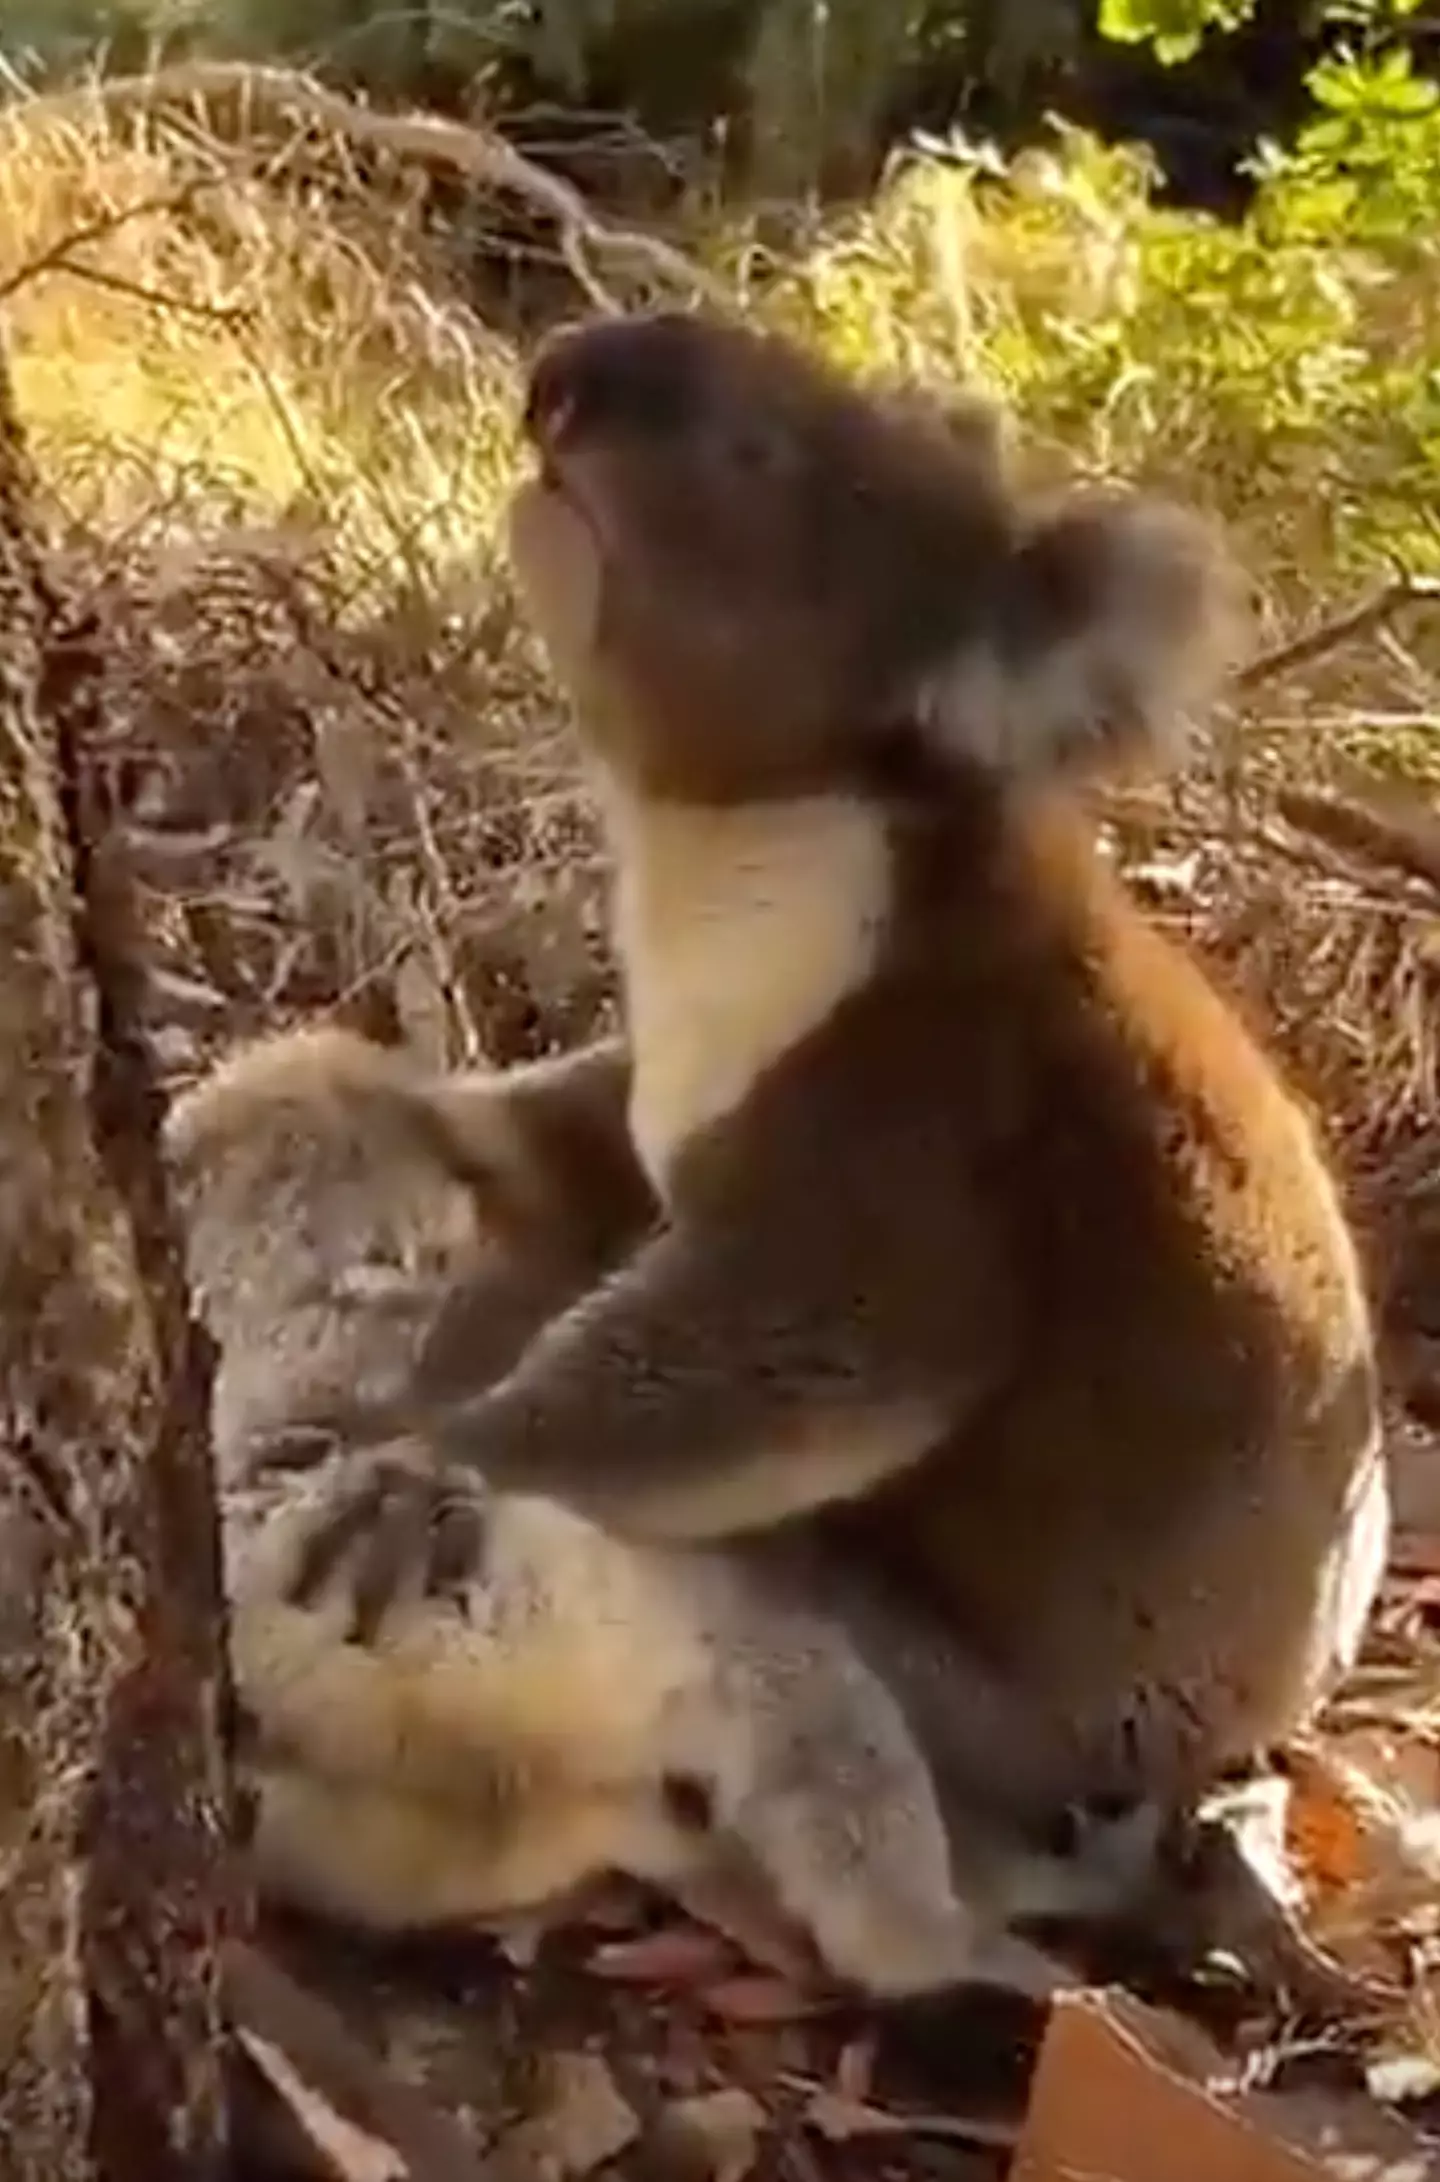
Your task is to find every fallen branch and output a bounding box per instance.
[1276,783,1440,896]
[6,60,731,315]
[1234,574,1440,693]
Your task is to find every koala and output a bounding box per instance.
[290,308,1388,1824]
[173,1022,1164,2011]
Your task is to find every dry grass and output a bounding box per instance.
[0,81,620,1076]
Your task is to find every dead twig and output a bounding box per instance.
[34,257,254,325]
[1234,574,1440,693]
[0,177,215,301]
[8,61,732,314]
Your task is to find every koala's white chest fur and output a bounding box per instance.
[599,784,892,1196]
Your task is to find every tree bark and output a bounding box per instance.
[0,332,237,2177]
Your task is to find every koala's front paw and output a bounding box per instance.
[285,1448,490,1645]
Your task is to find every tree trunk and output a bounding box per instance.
[0,332,237,2178]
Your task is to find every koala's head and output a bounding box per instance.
[506,308,1246,805]
[163,1028,485,1341]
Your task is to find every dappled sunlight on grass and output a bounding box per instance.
[0,92,524,600]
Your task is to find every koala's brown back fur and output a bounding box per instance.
[797,789,1380,1778]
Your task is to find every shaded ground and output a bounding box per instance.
[260,1899,1087,2182]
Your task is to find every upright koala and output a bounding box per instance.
[293,308,1388,1820]
[172,1022,1162,2010]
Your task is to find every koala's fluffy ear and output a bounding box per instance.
[917,492,1249,785]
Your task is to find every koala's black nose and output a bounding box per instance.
[523,310,711,452]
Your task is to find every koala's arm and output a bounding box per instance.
[407,1196,1013,1544]
[430,1035,651,1244]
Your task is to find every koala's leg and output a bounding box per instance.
[609,1571,1079,2014]
[727,1727,1080,2006]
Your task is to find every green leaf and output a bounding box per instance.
[1096,0,1255,54]
[1096,0,1161,44]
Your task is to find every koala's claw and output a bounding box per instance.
[285,1460,395,1611]
[286,1455,489,1644]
